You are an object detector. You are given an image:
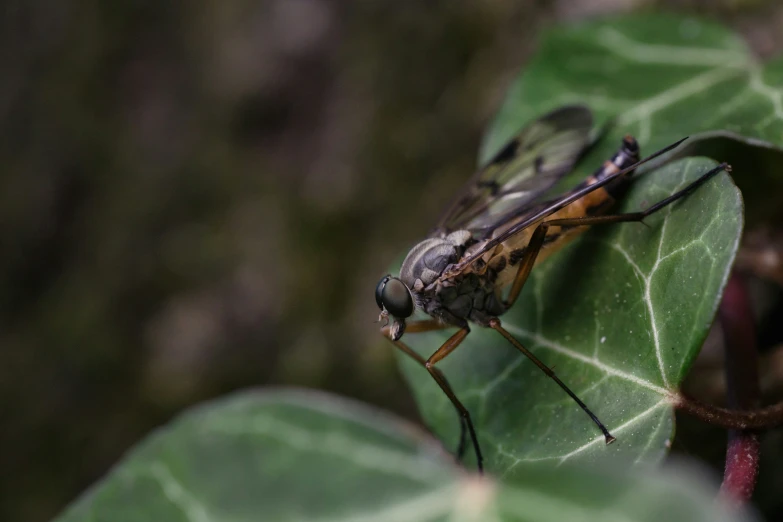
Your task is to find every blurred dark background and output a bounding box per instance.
[2,1,783,521]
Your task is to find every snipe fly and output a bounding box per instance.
[375,105,729,472]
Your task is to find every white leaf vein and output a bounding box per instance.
[149,463,212,522]
[207,415,449,483]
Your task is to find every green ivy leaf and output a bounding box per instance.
[52,390,754,522]
[395,14,765,474]
[481,14,783,224]
[55,390,459,522]
[482,14,783,170]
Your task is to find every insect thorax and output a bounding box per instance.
[399,230,504,326]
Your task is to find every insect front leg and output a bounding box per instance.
[382,321,483,471]
[422,326,483,472]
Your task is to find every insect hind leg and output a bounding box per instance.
[503,162,730,309]
[546,161,730,228]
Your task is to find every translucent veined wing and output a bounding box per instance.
[442,136,689,277]
[432,105,594,238]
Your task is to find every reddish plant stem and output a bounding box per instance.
[717,273,760,504]
[722,431,761,503]
[675,394,783,429]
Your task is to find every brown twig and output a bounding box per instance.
[675,271,783,432]
[716,273,760,503]
[675,394,783,429]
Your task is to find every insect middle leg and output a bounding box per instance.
[488,317,615,444]
[383,321,483,471]
[494,161,730,443]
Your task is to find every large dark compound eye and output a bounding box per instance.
[378,277,413,318]
[375,275,390,310]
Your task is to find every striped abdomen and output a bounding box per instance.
[574,134,640,198]
[488,135,641,291]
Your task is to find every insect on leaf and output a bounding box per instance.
[398,157,742,473]
[395,13,757,475]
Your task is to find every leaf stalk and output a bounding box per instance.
[716,273,760,503]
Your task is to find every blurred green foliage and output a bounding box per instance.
[52,390,755,522]
[1,1,782,521]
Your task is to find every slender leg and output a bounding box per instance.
[504,162,730,308]
[489,318,615,444]
[403,319,447,334]
[492,162,729,442]
[382,320,476,469]
[423,327,483,472]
